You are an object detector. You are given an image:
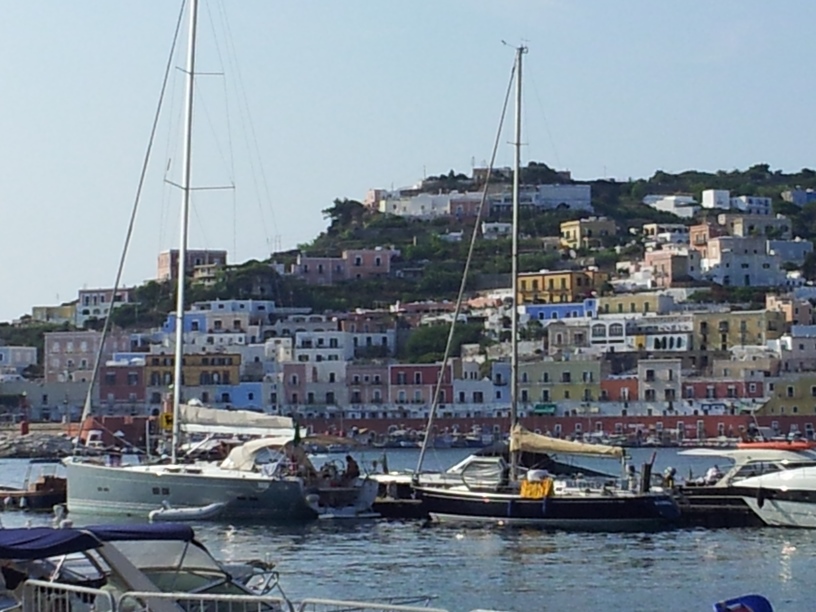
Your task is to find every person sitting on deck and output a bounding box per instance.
[344,455,360,481]
[704,465,723,485]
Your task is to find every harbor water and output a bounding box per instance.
[1,448,811,611]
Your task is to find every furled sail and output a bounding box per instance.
[178,403,294,436]
[509,423,623,458]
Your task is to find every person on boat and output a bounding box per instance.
[626,464,638,491]
[662,466,677,489]
[344,455,360,481]
[705,465,723,485]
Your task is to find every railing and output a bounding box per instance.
[297,598,446,612]
[117,590,289,612]
[16,582,505,612]
[22,578,117,611]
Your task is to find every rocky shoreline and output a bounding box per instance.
[0,432,74,459]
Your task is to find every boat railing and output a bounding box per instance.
[296,597,447,612]
[21,578,117,611]
[118,590,290,611]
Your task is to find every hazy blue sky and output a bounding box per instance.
[2,1,815,322]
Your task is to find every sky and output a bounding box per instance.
[2,0,816,322]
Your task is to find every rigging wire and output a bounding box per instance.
[414,58,517,477]
[75,0,187,450]
[205,0,239,260]
[528,70,562,170]
[216,0,278,251]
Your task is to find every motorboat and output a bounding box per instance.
[0,459,66,512]
[731,460,816,528]
[0,524,504,612]
[673,447,816,528]
[0,523,286,612]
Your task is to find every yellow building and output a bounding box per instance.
[755,374,816,416]
[31,303,77,325]
[145,353,241,387]
[598,293,676,315]
[691,310,785,352]
[518,359,602,407]
[560,217,617,250]
[517,270,608,304]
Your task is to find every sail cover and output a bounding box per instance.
[509,424,623,458]
[179,404,294,435]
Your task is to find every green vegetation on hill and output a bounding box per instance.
[65,163,816,328]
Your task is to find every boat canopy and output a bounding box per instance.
[219,435,300,471]
[0,528,101,560]
[179,404,294,436]
[86,524,195,543]
[509,424,624,459]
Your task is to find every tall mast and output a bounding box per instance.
[171,0,198,464]
[509,44,526,482]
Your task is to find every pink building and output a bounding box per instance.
[157,249,227,282]
[347,364,389,406]
[644,250,700,288]
[281,363,307,407]
[389,364,453,406]
[341,248,396,280]
[290,248,398,285]
[44,330,131,383]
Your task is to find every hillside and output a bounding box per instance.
[9,161,816,335]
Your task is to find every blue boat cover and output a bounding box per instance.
[0,528,100,560]
[86,524,195,542]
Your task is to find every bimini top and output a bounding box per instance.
[0,524,198,561]
[86,524,195,543]
[509,424,624,459]
[0,528,101,560]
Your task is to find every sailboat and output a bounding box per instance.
[63,0,377,521]
[412,45,680,530]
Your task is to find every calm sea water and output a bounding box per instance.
[0,449,810,611]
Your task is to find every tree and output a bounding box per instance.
[321,199,366,234]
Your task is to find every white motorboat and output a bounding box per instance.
[672,447,816,527]
[733,461,816,528]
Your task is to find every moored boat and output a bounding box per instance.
[0,459,66,512]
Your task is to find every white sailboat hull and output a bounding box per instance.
[65,460,317,521]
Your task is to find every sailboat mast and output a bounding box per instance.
[171,0,199,464]
[509,44,526,482]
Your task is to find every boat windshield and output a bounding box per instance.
[731,460,816,483]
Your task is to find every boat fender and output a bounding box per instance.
[757,487,766,509]
[19,497,27,509]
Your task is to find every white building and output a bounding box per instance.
[702,236,787,287]
[293,330,355,363]
[481,222,513,240]
[75,287,134,328]
[701,189,731,211]
[489,184,592,213]
[642,195,699,219]
[768,238,814,265]
[0,346,37,374]
[637,358,682,403]
[701,190,772,216]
